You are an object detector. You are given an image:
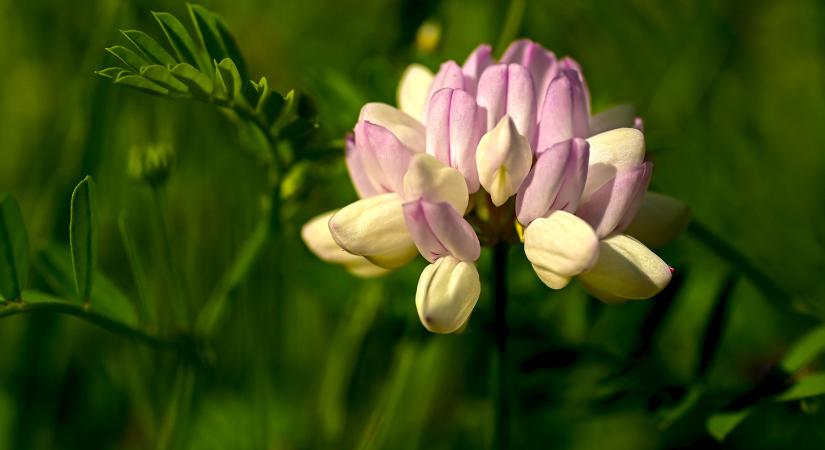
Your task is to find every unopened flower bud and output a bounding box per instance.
[128,143,174,185]
[415,256,480,333]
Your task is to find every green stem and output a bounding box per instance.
[193,109,283,337]
[0,299,187,350]
[492,242,509,450]
[151,185,191,328]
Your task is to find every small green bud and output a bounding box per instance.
[128,144,175,185]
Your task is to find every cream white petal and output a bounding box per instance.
[523,211,599,289]
[415,256,481,334]
[359,103,426,152]
[403,153,469,214]
[578,234,672,303]
[301,211,389,278]
[328,194,418,269]
[397,64,434,123]
[476,115,533,206]
[583,128,646,201]
[624,192,691,248]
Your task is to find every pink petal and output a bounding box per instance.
[461,44,493,96]
[516,138,589,225]
[476,64,536,141]
[353,121,414,194]
[425,88,483,192]
[344,133,381,198]
[549,138,589,213]
[424,61,465,120]
[403,199,480,263]
[536,69,589,153]
[559,56,591,114]
[501,39,558,113]
[576,162,653,238]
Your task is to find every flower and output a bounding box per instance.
[302,39,689,332]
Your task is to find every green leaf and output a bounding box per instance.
[255,77,287,124]
[707,408,754,442]
[0,195,28,300]
[121,30,176,65]
[170,63,213,98]
[187,5,228,61]
[215,58,243,102]
[114,74,170,96]
[212,14,248,82]
[776,373,825,401]
[187,4,248,82]
[70,176,97,302]
[95,67,131,80]
[152,11,210,74]
[106,45,149,72]
[140,65,189,93]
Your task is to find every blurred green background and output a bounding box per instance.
[1,0,825,448]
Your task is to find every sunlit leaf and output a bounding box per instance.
[121,29,176,65]
[215,58,243,102]
[106,45,148,72]
[140,65,189,93]
[152,11,210,74]
[170,62,213,98]
[0,194,28,301]
[114,74,170,96]
[212,12,248,82]
[95,67,130,80]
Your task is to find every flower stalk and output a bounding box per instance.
[491,242,509,450]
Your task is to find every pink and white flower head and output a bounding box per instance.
[302,39,690,333]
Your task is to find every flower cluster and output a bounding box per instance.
[302,40,689,333]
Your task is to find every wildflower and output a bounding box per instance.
[302,39,688,332]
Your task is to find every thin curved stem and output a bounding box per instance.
[491,242,509,450]
[0,299,188,350]
[193,104,284,337]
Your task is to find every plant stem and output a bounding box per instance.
[193,108,283,338]
[0,298,187,350]
[491,242,509,450]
